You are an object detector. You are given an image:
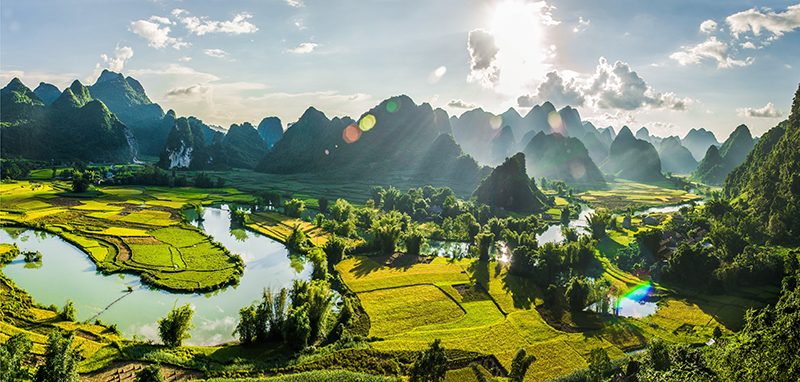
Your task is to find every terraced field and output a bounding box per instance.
[577,180,700,211]
[0,181,249,292]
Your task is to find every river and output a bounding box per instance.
[1,205,309,346]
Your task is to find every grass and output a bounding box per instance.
[129,244,177,268]
[360,284,465,337]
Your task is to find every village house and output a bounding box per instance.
[622,215,632,229]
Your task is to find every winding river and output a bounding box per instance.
[1,205,309,346]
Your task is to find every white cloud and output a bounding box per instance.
[286,42,319,54]
[285,0,305,7]
[740,41,758,49]
[149,15,173,25]
[586,110,637,127]
[294,19,307,30]
[669,36,753,68]
[179,56,192,61]
[128,64,221,84]
[727,4,800,39]
[165,83,211,98]
[736,102,784,118]
[102,46,134,72]
[129,19,188,49]
[204,49,228,58]
[585,57,692,111]
[177,12,258,36]
[574,16,590,33]
[171,9,187,17]
[700,19,718,33]
[447,99,478,109]
[466,28,500,88]
[517,71,584,108]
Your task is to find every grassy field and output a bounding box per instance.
[577,180,700,211]
[0,181,245,292]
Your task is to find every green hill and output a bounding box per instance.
[415,133,491,185]
[1,78,134,162]
[33,82,61,105]
[580,130,609,164]
[721,83,800,243]
[600,126,664,182]
[158,116,227,169]
[523,132,606,187]
[682,127,719,161]
[257,116,283,148]
[658,136,698,175]
[692,124,755,185]
[473,152,547,212]
[222,122,270,169]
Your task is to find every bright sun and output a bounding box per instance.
[490,0,550,95]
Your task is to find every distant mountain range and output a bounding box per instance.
[600,126,664,182]
[693,124,756,185]
[523,132,606,187]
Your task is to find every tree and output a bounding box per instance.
[330,198,353,222]
[283,198,305,218]
[318,196,329,212]
[34,330,80,382]
[61,299,76,321]
[404,226,427,256]
[647,339,671,371]
[71,171,90,193]
[560,206,571,225]
[282,304,311,351]
[476,232,495,261]
[408,339,448,382]
[588,347,611,381]
[134,364,165,382]
[587,209,613,240]
[158,303,195,347]
[509,348,536,382]
[1,332,32,382]
[309,247,328,281]
[371,186,385,207]
[371,212,402,254]
[233,305,258,345]
[383,186,400,211]
[565,277,589,311]
[323,235,347,265]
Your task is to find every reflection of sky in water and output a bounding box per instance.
[2,206,309,346]
[615,282,658,318]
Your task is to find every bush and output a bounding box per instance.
[158,303,195,347]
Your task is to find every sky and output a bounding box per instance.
[2,0,798,139]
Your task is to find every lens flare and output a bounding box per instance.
[547,111,564,134]
[343,123,362,143]
[616,281,653,312]
[324,149,329,155]
[359,114,376,131]
[489,115,503,129]
[570,162,586,179]
[428,66,447,83]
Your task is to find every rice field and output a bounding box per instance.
[578,180,700,211]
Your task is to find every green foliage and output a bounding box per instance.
[158,303,195,347]
[134,364,165,382]
[587,348,611,381]
[34,330,80,382]
[234,305,258,345]
[331,198,354,223]
[371,211,403,254]
[565,277,590,312]
[1,332,33,382]
[646,339,671,371]
[318,196,329,212]
[61,299,77,321]
[71,171,90,193]
[287,224,309,253]
[661,244,720,289]
[323,235,347,265]
[587,209,612,240]
[635,228,662,257]
[409,339,448,382]
[475,232,494,262]
[289,279,335,345]
[473,153,547,212]
[403,226,427,256]
[284,198,306,218]
[283,304,311,351]
[309,247,329,281]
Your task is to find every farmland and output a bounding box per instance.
[577,179,701,211]
[0,180,248,292]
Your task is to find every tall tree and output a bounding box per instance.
[508,348,536,382]
[408,339,448,382]
[34,330,80,382]
[158,303,195,347]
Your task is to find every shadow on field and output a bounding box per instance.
[502,273,539,310]
[349,256,383,279]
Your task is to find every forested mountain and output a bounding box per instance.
[416,133,491,186]
[257,117,283,148]
[693,124,755,185]
[597,126,616,146]
[722,84,800,242]
[522,132,606,187]
[473,152,547,212]
[658,136,698,175]
[33,82,61,105]
[490,125,516,164]
[87,70,173,156]
[158,116,226,170]
[1,78,135,162]
[580,130,610,164]
[600,126,664,182]
[255,95,486,187]
[222,122,269,169]
[450,108,502,165]
[682,127,720,161]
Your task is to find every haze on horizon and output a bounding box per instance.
[1,0,798,138]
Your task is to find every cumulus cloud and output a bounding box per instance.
[517,71,585,108]
[149,15,173,25]
[727,4,800,39]
[586,58,692,111]
[586,110,637,128]
[740,41,759,49]
[466,28,500,88]
[165,84,211,98]
[670,36,753,68]
[286,42,319,53]
[102,46,134,72]
[128,64,221,84]
[285,0,304,7]
[204,49,228,58]
[573,16,590,33]
[176,11,258,35]
[447,99,478,109]
[129,19,188,49]
[700,19,718,33]
[736,102,784,118]
[1,70,78,90]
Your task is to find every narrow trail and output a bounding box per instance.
[88,289,134,323]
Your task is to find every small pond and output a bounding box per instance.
[1,205,309,346]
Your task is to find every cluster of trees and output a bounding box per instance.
[509,235,596,289]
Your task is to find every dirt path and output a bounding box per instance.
[81,361,203,382]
